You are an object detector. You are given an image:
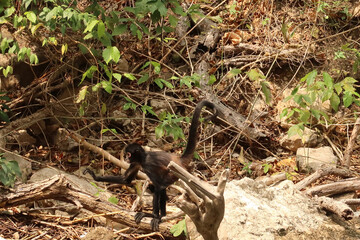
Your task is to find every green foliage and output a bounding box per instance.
[262,163,271,174]
[108,195,119,204]
[155,112,184,140]
[170,219,187,237]
[242,162,252,175]
[281,70,360,136]
[247,69,272,104]
[0,153,22,187]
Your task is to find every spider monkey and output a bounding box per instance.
[83,100,218,231]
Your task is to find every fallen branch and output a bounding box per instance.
[306,178,360,197]
[295,167,353,190]
[343,117,360,167]
[69,131,148,180]
[315,196,354,220]
[342,199,360,206]
[168,161,228,240]
[257,172,287,186]
[0,175,173,237]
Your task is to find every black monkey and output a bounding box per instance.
[84,100,217,231]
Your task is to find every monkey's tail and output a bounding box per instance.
[181,100,217,164]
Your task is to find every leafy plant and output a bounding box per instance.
[170,218,187,237]
[155,112,185,140]
[0,153,22,187]
[280,70,360,136]
[262,163,271,174]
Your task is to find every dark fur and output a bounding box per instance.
[83,100,217,231]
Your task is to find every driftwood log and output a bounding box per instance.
[295,166,353,191]
[315,196,354,220]
[168,161,228,240]
[0,175,174,237]
[306,178,360,197]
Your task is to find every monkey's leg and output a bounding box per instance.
[135,191,162,231]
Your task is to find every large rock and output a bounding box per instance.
[217,178,333,240]
[279,127,323,152]
[296,146,338,172]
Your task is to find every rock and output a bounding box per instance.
[217,178,328,240]
[280,127,323,152]
[296,147,338,172]
[53,128,79,151]
[82,227,114,240]
[7,130,36,147]
[3,152,32,182]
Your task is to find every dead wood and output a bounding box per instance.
[0,108,52,148]
[315,196,354,220]
[68,132,148,180]
[0,175,174,237]
[306,178,360,197]
[295,167,353,190]
[343,117,360,167]
[342,199,360,206]
[168,161,228,240]
[195,60,264,139]
[256,172,287,186]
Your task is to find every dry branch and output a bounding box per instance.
[343,118,360,167]
[306,178,360,197]
[0,175,173,237]
[0,108,52,148]
[315,196,354,220]
[295,167,353,190]
[195,60,264,139]
[168,161,228,240]
[69,131,148,180]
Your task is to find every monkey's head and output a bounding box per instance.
[125,143,146,163]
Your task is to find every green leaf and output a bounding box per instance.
[343,91,353,108]
[102,47,111,64]
[170,219,187,237]
[97,21,106,38]
[300,70,317,86]
[155,125,165,138]
[330,93,340,111]
[30,54,38,64]
[208,75,216,85]
[160,79,174,89]
[101,81,112,94]
[124,73,136,81]
[288,124,304,137]
[322,72,333,88]
[247,69,265,81]
[25,11,36,23]
[0,111,10,122]
[113,73,122,82]
[76,86,88,103]
[84,19,99,33]
[137,73,149,84]
[108,196,119,204]
[112,24,127,35]
[101,103,107,114]
[260,81,272,104]
[154,78,163,89]
[227,68,242,78]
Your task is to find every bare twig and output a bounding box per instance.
[343,118,360,167]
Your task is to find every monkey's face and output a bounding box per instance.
[125,143,145,163]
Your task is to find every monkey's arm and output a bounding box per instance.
[83,163,141,185]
